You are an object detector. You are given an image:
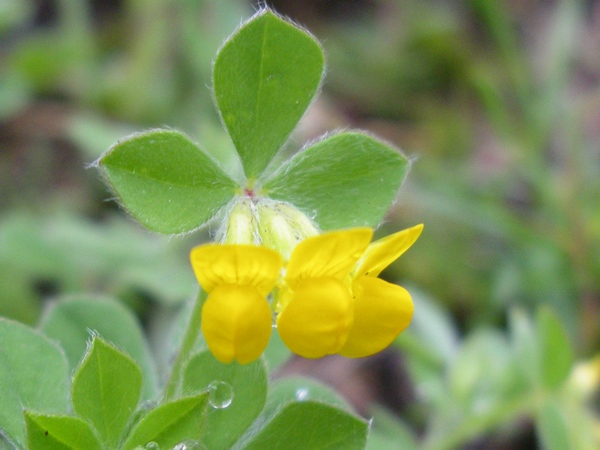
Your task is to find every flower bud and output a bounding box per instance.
[218,197,257,245]
[256,199,319,260]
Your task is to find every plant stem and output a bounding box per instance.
[163,289,207,400]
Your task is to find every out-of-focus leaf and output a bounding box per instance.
[537,400,571,450]
[40,295,158,400]
[0,211,196,305]
[0,319,69,448]
[366,407,419,450]
[448,329,521,411]
[537,307,574,390]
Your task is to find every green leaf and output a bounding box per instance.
[25,413,102,450]
[71,336,142,448]
[508,308,538,384]
[40,295,158,400]
[0,319,69,448]
[448,329,517,409]
[213,10,324,179]
[98,129,237,234]
[536,307,574,390]
[238,401,368,450]
[182,351,267,450]
[537,400,571,450]
[263,132,409,230]
[121,394,208,450]
[266,377,352,414]
[366,407,419,450]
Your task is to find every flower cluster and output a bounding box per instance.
[190,224,423,364]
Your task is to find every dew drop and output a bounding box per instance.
[295,387,309,401]
[172,440,206,450]
[145,442,160,450]
[207,380,233,409]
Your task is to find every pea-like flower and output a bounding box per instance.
[190,224,422,364]
[275,228,373,358]
[276,225,422,359]
[190,244,282,364]
[339,224,424,358]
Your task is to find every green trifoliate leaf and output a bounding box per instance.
[120,394,208,450]
[40,295,158,400]
[98,129,237,234]
[214,10,324,179]
[183,351,268,450]
[263,132,409,230]
[0,319,69,448]
[25,413,102,450]
[71,337,142,448]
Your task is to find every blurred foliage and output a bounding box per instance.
[0,0,599,448]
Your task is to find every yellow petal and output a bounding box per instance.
[201,284,272,364]
[276,278,353,358]
[338,277,413,358]
[190,244,282,295]
[286,228,372,286]
[354,224,423,279]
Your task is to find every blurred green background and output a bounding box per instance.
[1,0,599,448]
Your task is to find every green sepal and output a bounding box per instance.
[214,10,324,179]
[98,129,237,234]
[263,132,409,230]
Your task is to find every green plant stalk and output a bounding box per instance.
[163,289,207,400]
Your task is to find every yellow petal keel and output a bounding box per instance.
[339,277,414,358]
[276,278,353,358]
[201,284,272,364]
[354,224,423,279]
[190,244,282,295]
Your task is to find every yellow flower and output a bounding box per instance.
[339,224,424,358]
[276,225,422,360]
[190,224,422,363]
[190,244,282,364]
[276,228,373,358]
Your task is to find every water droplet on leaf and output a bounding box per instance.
[145,442,160,450]
[207,380,233,409]
[295,387,309,401]
[172,440,205,450]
